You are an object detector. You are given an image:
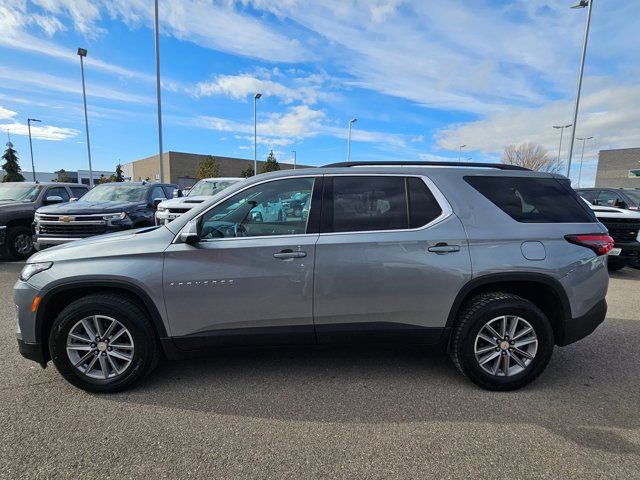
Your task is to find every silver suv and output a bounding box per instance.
[15,162,612,393]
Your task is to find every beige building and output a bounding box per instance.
[123,151,307,189]
[596,148,640,188]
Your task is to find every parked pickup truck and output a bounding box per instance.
[0,182,88,260]
[586,202,640,271]
[34,182,177,250]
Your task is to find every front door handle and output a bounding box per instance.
[428,244,460,254]
[273,249,307,259]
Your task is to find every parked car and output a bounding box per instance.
[16,162,611,393]
[582,199,640,271]
[576,187,640,211]
[33,182,178,250]
[156,177,241,225]
[0,182,89,260]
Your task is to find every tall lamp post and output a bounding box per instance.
[253,93,262,176]
[553,124,572,171]
[576,136,593,187]
[154,0,164,183]
[566,0,594,177]
[291,150,297,170]
[77,48,94,187]
[457,144,467,162]
[347,118,357,162]
[27,118,41,182]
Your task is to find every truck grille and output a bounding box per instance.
[599,218,640,242]
[39,224,107,236]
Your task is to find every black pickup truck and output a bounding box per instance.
[0,182,89,260]
[33,182,178,251]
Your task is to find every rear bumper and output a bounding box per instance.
[17,338,47,367]
[558,298,607,346]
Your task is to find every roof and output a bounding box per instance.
[0,181,88,187]
[96,181,177,187]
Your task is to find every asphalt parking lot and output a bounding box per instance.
[0,261,639,479]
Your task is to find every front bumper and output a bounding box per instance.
[17,338,47,367]
[558,299,607,346]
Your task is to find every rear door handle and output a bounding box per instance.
[428,244,460,254]
[273,249,307,259]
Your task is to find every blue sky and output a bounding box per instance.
[0,0,638,186]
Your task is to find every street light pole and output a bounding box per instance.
[347,118,357,162]
[154,0,164,183]
[77,48,94,187]
[566,0,594,177]
[576,136,593,187]
[253,93,262,176]
[553,124,572,171]
[291,150,297,170]
[27,118,41,182]
[457,144,467,162]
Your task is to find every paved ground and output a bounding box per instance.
[0,261,639,479]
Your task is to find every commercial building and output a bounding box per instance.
[596,148,640,188]
[1,169,116,184]
[122,151,307,189]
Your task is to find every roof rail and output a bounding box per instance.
[322,161,530,171]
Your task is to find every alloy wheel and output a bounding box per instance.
[66,315,135,380]
[474,315,538,377]
[14,233,33,255]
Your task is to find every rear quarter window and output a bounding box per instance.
[465,176,596,223]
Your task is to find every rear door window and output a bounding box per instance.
[322,176,407,233]
[465,176,595,223]
[407,177,443,228]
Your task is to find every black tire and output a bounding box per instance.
[4,226,34,260]
[607,260,626,272]
[49,293,160,393]
[450,292,554,391]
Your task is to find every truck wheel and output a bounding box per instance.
[450,292,554,391]
[49,293,160,393]
[4,226,34,260]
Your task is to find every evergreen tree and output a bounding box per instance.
[240,165,254,178]
[196,155,220,179]
[115,163,125,182]
[53,169,71,183]
[260,150,281,173]
[2,141,25,182]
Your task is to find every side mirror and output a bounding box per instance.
[152,198,164,209]
[179,219,199,244]
[69,197,78,202]
[44,195,64,204]
[173,189,183,198]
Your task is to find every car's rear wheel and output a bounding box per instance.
[4,226,34,260]
[450,292,554,391]
[49,294,160,393]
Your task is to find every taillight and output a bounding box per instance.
[565,234,614,255]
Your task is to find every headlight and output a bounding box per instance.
[103,212,126,221]
[157,206,166,212]
[20,262,53,282]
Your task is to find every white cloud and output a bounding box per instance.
[0,121,78,141]
[193,72,330,104]
[0,67,153,104]
[0,106,18,120]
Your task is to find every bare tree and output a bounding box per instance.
[502,142,558,172]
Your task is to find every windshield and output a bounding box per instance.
[81,185,147,203]
[623,190,640,204]
[188,179,239,197]
[0,184,42,202]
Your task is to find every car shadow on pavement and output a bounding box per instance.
[111,317,640,455]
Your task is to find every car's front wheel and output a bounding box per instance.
[4,226,34,260]
[450,292,554,391]
[49,294,160,393]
